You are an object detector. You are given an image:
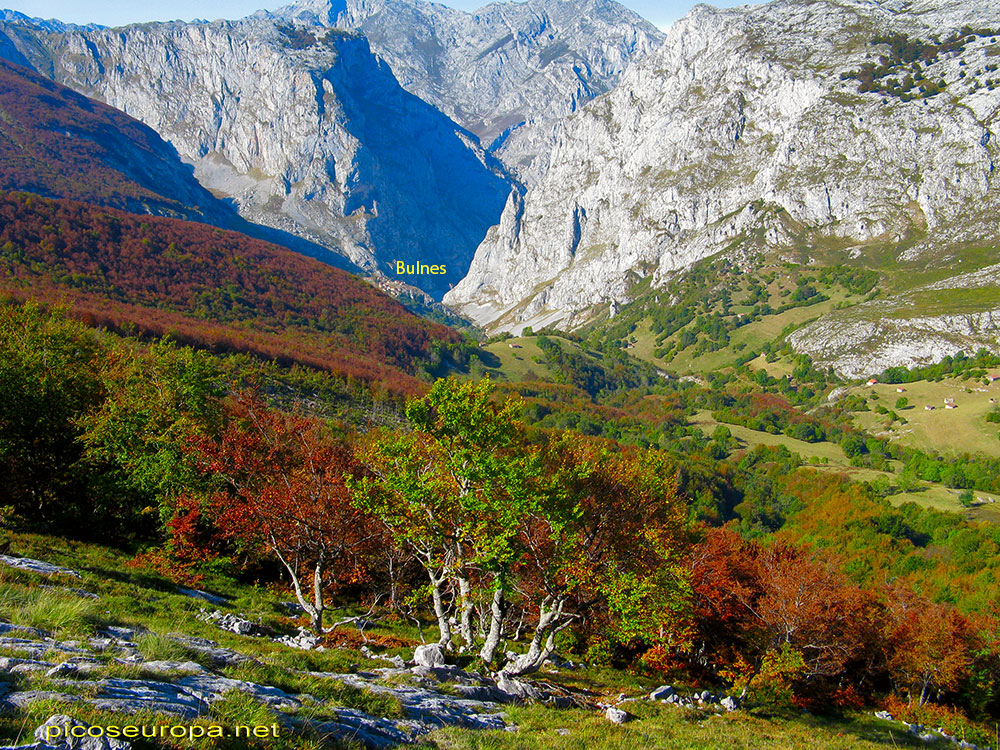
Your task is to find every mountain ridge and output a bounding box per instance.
[262,0,665,183]
[444,0,1000,374]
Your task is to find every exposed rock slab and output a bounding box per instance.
[0,556,80,579]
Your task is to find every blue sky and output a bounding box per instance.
[5,0,755,32]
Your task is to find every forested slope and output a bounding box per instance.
[0,190,465,391]
[0,59,232,223]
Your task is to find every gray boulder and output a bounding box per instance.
[720,695,739,712]
[137,661,207,676]
[496,673,541,701]
[604,706,629,724]
[413,643,446,668]
[649,684,675,701]
[166,635,252,666]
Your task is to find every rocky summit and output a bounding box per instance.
[445,0,1000,372]
[264,0,664,184]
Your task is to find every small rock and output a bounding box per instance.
[555,728,570,736]
[11,662,54,674]
[496,673,541,701]
[274,627,321,651]
[101,626,141,641]
[45,663,80,678]
[199,610,270,637]
[413,643,446,668]
[360,645,406,668]
[138,660,207,675]
[874,710,893,720]
[167,635,252,665]
[720,695,739,711]
[33,714,131,749]
[649,684,675,701]
[605,706,629,724]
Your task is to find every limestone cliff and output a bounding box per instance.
[445,0,1000,360]
[0,17,511,297]
[266,0,664,183]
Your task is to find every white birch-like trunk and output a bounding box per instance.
[479,588,505,664]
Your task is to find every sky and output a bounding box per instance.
[4,0,755,33]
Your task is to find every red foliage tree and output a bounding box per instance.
[193,393,381,632]
[690,527,882,700]
[0,190,462,394]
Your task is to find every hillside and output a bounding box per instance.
[0,533,964,750]
[0,58,231,224]
[0,190,464,392]
[4,319,1000,748]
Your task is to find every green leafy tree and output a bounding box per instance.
[0,303,106,531]
[353,377,544,655]
[504,441,692,676]
[80,340,224,522]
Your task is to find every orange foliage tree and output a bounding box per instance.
[690,527,882,701]
[883,585,973,706]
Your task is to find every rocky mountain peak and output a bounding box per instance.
[444,0,1000,362]
[269,0,665,182]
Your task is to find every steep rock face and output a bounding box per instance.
[0,19,510,298]
[445,0,1000,331]
[268,0,664,183]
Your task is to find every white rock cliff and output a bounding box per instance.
[445,0,1000,338]
[266,0,664,183]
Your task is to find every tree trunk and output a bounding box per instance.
[456,575,476,651]
[501,595,569,676]
[271,541,326,635]
[310,557,325,633]
[429,571,452,647]
[479,588,506,665]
